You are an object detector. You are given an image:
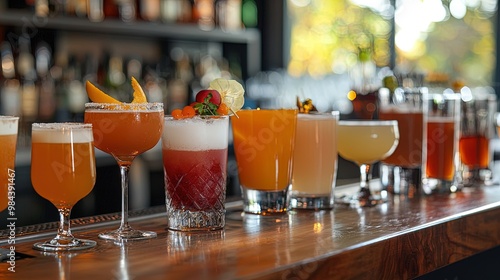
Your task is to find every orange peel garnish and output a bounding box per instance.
[131,77,147,103]
[86,81,120,104]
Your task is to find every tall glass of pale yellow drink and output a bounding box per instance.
[291,111,339,210]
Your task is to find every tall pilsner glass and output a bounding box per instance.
[84,103,164,241]
[0,116,19,212]
[31,123,96,251]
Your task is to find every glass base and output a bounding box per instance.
[167,208,225,232]
[422,178,460,194]
[98,228,157,241]
[33,238,96,252]
[291,195,333,210]
[335,189,388,207]
[241,186,291,215]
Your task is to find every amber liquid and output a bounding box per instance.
[425,121,456,180]
[459,135,489,168]
[0,135,17,212]
[84,110,164,162]
[31,142,96,209]
[231,109,297,191]
[379,111,423,168]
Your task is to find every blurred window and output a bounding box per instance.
[287,0,497,87]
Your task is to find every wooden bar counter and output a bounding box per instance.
[1,180,500,279]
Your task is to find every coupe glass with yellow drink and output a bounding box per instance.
[337,120,399,207]
[31,123,96,251]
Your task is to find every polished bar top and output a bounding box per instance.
[1,181,500,279]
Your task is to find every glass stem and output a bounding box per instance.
[56,207,74,243]
[359,163,372,191]
[357,163,374,203]
[119,164,133,232]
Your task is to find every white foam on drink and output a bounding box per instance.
[162,117,228,151]
[32,123,93,143]
[0,116,19,135]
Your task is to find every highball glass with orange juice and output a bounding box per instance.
[231,109,297,214]
[0,116,18,212]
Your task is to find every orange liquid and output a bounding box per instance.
[459,135,489,168]
[379,111,423,167]
[31,142,96,209]
[425,121,456,180]
[231,109,297,191]
[84,110,164,162]
[0,135,17,212]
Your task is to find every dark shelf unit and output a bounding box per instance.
[0,10,261,77]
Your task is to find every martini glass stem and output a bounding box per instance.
[119,164,133,232]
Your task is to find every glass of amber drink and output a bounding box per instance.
[422,90,461,194]
[0,116,19,212]
[84,102,164,241]
[291,112,339,210]
[231,109,298,215]
[459,87,496,186]
[31,123,96,251]
[378,86,424,197]
[337,120,399,207]
[162,115,229,231]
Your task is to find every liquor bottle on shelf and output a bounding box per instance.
[140,0,160,22]
[216,0,242,31]
[0,42,21,118]
[348,47,380,120]
[193,0,215,30]
[35,41,56,122]
[160,0,180,23]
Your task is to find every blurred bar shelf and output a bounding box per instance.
[0,11,260,43]
[1,176,500,279]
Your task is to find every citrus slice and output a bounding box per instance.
[131,77,148,103]
[208,78,245,114]
[86,81,120,104]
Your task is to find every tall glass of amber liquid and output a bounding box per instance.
[459,87,496,186]
[291,112,339,210]
[379,86,424,197]
[422,90,461,194]
[0,116,19,212]
[31,123,96,251]
[162,116,229,231]
[85,102,164,241]
[231,109,298,215]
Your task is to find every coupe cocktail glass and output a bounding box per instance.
[84,102,164,241]
[0,116,18,212]
[31,123,96,251]
[162,115,229,231]
[337,120,399,207]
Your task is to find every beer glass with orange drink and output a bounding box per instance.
[85,102,164,241]
[0,116,18,212]
[231,109,298,215]
[31,123,96,251]
[422,90,461,194]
